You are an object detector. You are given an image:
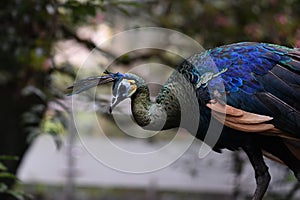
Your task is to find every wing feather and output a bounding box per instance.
[206,43,300,136]
[207,102,275,132]
[207,102,300,141]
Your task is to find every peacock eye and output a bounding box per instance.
[119,84,126,93]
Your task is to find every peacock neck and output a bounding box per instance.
[129,69,201,132]
[130,84,179,131]
[131,85,152,127]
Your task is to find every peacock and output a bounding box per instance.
[68,42,300,200]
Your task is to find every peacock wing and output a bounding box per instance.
[206,101,300,141]
[204,42,300,137]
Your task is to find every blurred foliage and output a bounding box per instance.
[0,0,140,196]
[0,156,29,200]
[109,0,300,48]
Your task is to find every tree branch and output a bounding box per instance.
[61,25,117,59]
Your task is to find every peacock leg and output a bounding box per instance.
[242,145,271,200]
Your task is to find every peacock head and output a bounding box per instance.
[110,76,138,112]
[67,71,143,112]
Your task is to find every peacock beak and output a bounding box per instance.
[109,97,116,113]
[109,102,116,114]
[109,105,113,114]
[109,96,125,113]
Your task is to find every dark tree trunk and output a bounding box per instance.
[0,82,46,198]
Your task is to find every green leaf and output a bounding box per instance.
[0,162,7,171]
[0,172,17,180]
[0,155,18,161]
[0,183,8,192]
[6,190,25,200]
[26,129,41,144]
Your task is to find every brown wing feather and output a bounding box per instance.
[206,101,243,117]
[211,111,275,132]
[207,101,300,163]
[207,101,300,140]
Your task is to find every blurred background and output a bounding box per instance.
[1,0,300,199]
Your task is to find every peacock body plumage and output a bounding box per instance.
[180,42,300,141]
[68,42,300,200]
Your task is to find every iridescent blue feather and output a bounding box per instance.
[181,42,300,136]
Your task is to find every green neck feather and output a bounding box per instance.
[128,72,199,132]
[130,83,180,131]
